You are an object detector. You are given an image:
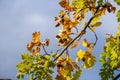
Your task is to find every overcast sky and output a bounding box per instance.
[0,0,119,80]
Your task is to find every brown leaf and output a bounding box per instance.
[71,38,80,49]
[42,38,50,46]
[26,32,41,55]
[59,0,69,9]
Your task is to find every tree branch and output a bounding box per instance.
[114,73,120,80]
[54,30,86,61]
[54,16,94,61]
[54,6,100,61]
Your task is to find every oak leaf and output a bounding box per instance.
[32,32,40,43]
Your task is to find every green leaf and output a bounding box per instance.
[83,55,96,69]
[72,0,85,12]
[49,60,56,68]
[116,10,120,22]
[115,0,120,5]
[97,0,104,6]
[72,69,82,80]
[99,64,114,80]
[93,0,96,2]
[36,54,42,61]
[48,69,54,74]
[44,60,49,71]
[30,75,33,80]
[16,72,24,79]
[21,53,29,60]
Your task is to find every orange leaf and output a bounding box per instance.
[59,0,69,9]
[26,32,41,55]
[71,39,80,49]
[32,32,40,43]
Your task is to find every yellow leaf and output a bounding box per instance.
[118,24,120,30]
[92,22,102,27]
[111,51,117,59]
[82,8,89,14]
[76,50,85,62]
[59,10,66,17]
[117,24,120,36]
[66,56,69,61]
[32,32,40,43]
[82,39,89,47]
[72,0,85,12]
[71,39,80,49]
[86,44,93,55]
[71,20,79,27]
[67,76,71,80]
[92,15,101,24]
[91,27,95,31]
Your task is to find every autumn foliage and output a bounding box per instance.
[16,0,120,80]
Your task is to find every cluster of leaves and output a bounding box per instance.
[76,39,96,69]
[16,53,56,80]
[55,0,116,48]
[16,32,56,80]
[26,32,50,55]
[99,25,120,80]
[16,0,120,80]
[16,31,83,80]
[55,0,116,68]
[99,1,120,80]
[56,56,82,80]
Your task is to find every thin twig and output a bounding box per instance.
[66,49,69,56]
[114,73,120,80]
[56,48,62,53]
[88,27,98,47]
[54,17,94,61]
[75,27,79,33]
[41,44,49,55]
[54,6,100,61]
